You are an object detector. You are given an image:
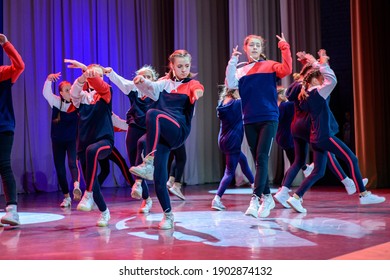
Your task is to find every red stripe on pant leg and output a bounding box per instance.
[152,114,180,152]
[328,138,358,187]
[327,152,343,180]
[76,159,81,182]
[112,149,132,184]
[87,145,112,192]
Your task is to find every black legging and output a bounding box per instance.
[244,121,278,197]
[98,146,134,186]
[169,144,187,182]
[52,139,79,195]
[0,132,17,206]
[78,139,113,212]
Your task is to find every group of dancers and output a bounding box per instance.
[0,32,386,230]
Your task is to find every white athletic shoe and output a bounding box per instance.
[168,183,186,200]
[341,177,357,195]
[245,195,260,218]
[1,205,20,226]
[131,180,143,200]
[159,212,174,230]
[274,186,292,208]
[77,191,94,211]
[129,154,154,181]
[60,197,72,208]
[258,194,275,218]
[359,191,386,205]
[73,181,82,201]
[96,209,110,227]
[211,197,226,211]
[139,197,153,213]
[287,196,307,213]
[303,162,314,178]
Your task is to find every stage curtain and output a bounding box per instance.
[350,0,390,188]
[173,0,229,185]
[2,0,171,192]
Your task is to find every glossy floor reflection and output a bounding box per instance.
[0,184,389,260]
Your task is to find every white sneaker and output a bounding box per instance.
[258,194,275,218]
[139,197,153,213]
[131,180,143,200]
[287,196,307,213]
[77,191,94,211]
[73,182,82,201]
[166,176,175,189]
[211,197,226,211]
[359,191,386,205]
[341,177,356,195]
[245,195,260,218]
[129,154,154,181]
[159,212,174,230]
[60,197,72,208]
[169,183,186,200]
[1,205,20,226]
[274,186,292,208]
[96,209,110,227]
[303,162,314,178]
[363,178,368,186]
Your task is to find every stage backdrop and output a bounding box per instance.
[1,0,321,194]
[8,0,385,195]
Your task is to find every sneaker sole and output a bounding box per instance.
[273,195,291,208]
[0,218,20,226]
[211,206,225,211]
[131,190,142,200]
[244,209,258,218]
[73,188,82,201]
[129,168,153,181]
[168,188,186,200]
[77,205,92,211]
[287,200,307,213]
[258,210,270,218]
[359,198,386,205]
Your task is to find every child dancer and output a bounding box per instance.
[212,87,254,211]
[225,33,292,218]
[0,34,25,226]
[42,72,80,207]
[104,65,158,213]
[274,52,368,208]
[69,64,114,227]
[286,50,385,213]
[130,50,204,229]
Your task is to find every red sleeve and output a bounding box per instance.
[87,76,111,103]
[0,41,25,83]
[274,40,292,78]
[189,80,204,104]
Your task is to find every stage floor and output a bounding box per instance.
[0,183,389,260]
